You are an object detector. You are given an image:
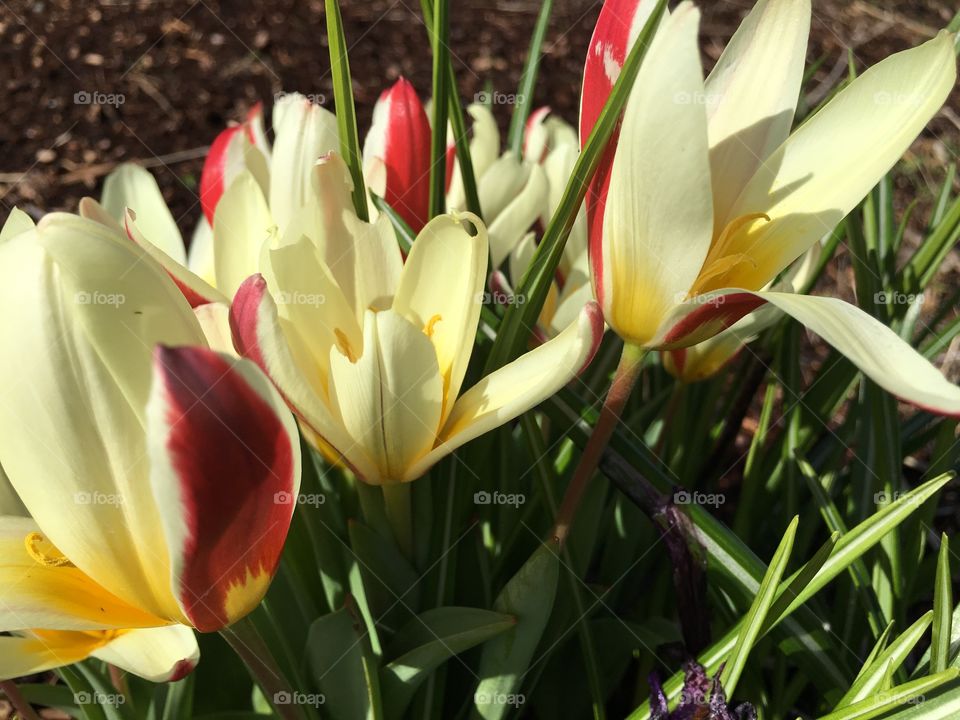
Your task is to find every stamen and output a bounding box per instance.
[24,531,74,567]
[423,314,442,338]
[334,329,357,362]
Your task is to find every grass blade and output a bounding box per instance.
[428,0,449,218]
[933,534,954,674]
[324,0,368,221]
[720,516,798,696]
[506,0,554,156]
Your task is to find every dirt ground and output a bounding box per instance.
[1,0,957,228]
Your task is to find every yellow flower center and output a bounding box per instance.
[24,531,74,567]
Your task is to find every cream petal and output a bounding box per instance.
[707,31,957,293]
[601,3,714,346]
[705,0,810,230]
[404,303,604,481]
[92,625,199,682]
[213,170,275,298]
[101,164,186,264]
[0,207,34,243]
[0,217,203,619]
[392,213,487,421]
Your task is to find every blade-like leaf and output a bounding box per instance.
[506,0,554,156]
[835,612,933,707]
[324,0,368,221]
[472,542,560,720]
[306,607,382,720]
[721,516,798,695]
[933,534,954,674]
[381,607,515,719]
[820,670,960,720]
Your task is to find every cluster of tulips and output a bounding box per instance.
[1,0,958,717]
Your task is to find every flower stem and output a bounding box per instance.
[220,615,310,720]
[552,342,646,547]
[0,680,42,720]
[382,482,414,559]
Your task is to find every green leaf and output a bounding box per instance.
[370,193,415,252]
[483,0,669,373]
[506,0,554,156]
[624,473,953,719]
[933,535,954,674]
[16,683,78,714]
[472,541,560,719]
[324,0,368,221]
[836,612,933,707]
[428,0,449,218]
[306,608,382,720]
[779,473,954,619]
[348,518,421,619]
[721,516,798,695]
[381,607,515,718]
[820,669,959,720]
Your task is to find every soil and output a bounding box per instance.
[1,0,957,229]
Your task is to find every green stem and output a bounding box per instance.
[382,482,414,559]
[552,343,646,547]
[0,681,42,720]
[220,615,308,720]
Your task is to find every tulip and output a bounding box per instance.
[364,77,433,231]
[581,0,960,414]
[0,212,300,681]
[231,155,603,488]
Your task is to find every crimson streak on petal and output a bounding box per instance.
[152,345,296,632]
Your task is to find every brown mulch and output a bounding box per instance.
[1,0,957,228]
